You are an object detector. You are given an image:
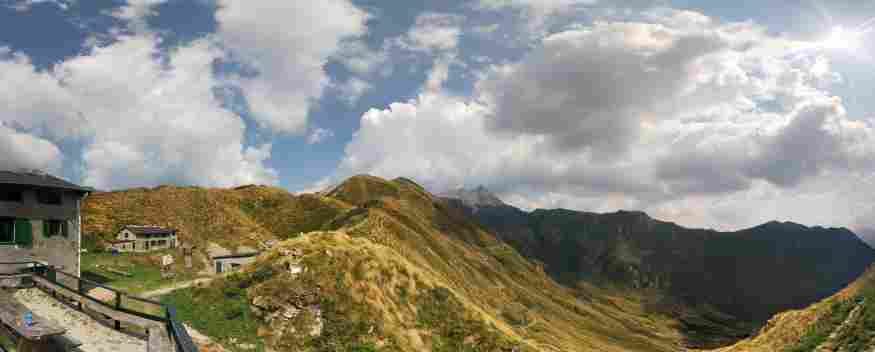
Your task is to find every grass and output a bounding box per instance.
[81,250,200,294]
[0,331,15,352]
[415,287,517,351]
[160,277,265,352]
[785,299,856,352]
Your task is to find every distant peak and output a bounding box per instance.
[441,185,505,208]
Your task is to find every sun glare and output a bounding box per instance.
[822,26,863,51]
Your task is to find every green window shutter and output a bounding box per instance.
[15,219,33,247]
[43,220,52,238]
[61,220,69,238]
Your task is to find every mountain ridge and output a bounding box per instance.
[441,186,875,348]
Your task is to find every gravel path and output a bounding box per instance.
[139,274,234,299]
[12,288,147,352]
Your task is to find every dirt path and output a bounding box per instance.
[139,276,220,299]
[12,288,147,352]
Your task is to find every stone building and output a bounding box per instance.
[0,170,92,276]
[208,243,260,274]
[109,225,178,253]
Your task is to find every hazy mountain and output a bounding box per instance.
[854,227,875,248]
[439,185,507,209]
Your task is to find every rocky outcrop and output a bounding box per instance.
[250,289,324,338]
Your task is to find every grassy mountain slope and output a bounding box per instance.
[442,192,875,348]
[83,185,350,250]
[707,265,875,352]
[83,176,689,351]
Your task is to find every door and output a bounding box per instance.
[215,261,223,274]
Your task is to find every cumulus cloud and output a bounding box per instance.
[0,34,278,190]
[0,47,83,139]
[215,0,369,134]
[326,9,875,231]
[478,16,775,157]
[0,0,378,190]
[0,124,63,173]
[63,36,278,189]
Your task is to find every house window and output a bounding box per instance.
[36,190,62,205]
[0,187,23,202]
[0,218,13,243]
[44,220,68,238]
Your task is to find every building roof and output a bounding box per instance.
[123,225,177,236]
[0,170,94,193]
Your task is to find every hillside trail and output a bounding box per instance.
[139,274,231,299]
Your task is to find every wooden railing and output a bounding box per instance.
[0,262,198,352]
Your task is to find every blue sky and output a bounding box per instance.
[3,0,875,234]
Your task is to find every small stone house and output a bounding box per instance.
[109,225,178,253]
[208,243,259,274]
[212,252,259,274]
[0,170,92,276]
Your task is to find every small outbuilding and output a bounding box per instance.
[212,252,259,274]
[208,243,260,274]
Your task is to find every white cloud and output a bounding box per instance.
[307,128,335,145]
[66,36,279,189]
[0,47,83,139]
[0,34,278,190]
[5,0,70,12]
[1,0,374,190]
[0,123,63,173]
[399,13,464,54]
[327,9,875,231]
[215,0,369,134]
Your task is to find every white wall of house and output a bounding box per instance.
[112,228,177,253]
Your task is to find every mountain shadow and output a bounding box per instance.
[441,187,875,348]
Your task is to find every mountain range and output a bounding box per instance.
[441,186,875,347]
[80,176,875,351]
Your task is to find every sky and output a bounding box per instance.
[3,0,875,237]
